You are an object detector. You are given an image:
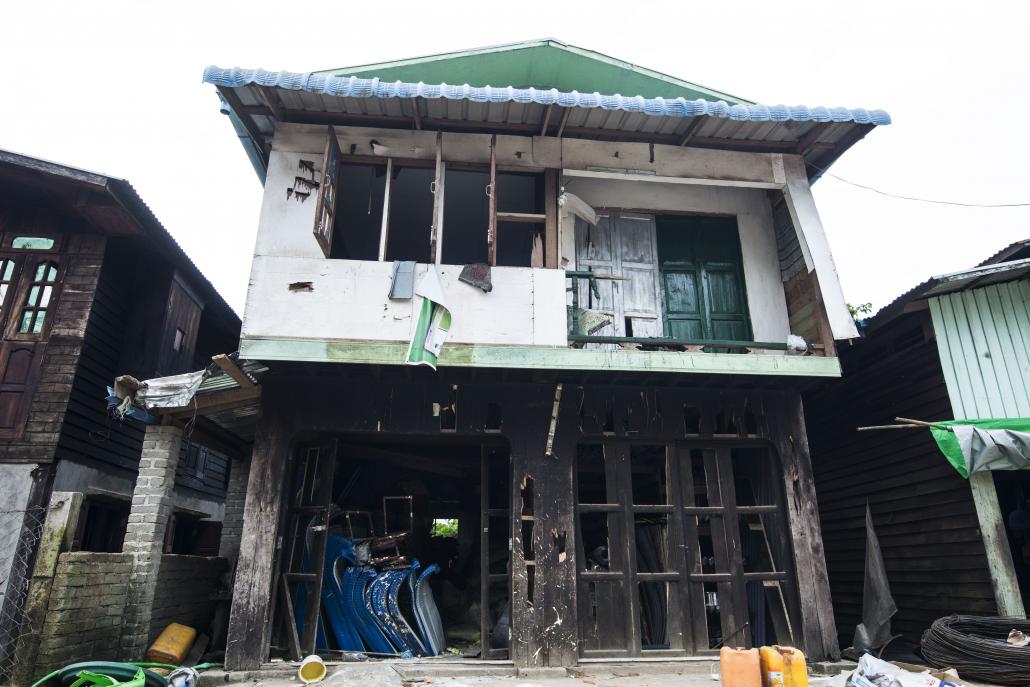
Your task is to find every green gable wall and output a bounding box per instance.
[318,40,750,104]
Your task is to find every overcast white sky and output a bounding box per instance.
[2,1,1028,315]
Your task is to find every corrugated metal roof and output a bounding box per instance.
[204,63,889,182]
[924,257,1030,297]
[204,67,890,126]
[867,238,1030,332]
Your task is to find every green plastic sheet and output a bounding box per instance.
[929,418,1030,478]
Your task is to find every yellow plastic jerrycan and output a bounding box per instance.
[145,622,197,664]
[720,647,762,687]
[759,645,808,687]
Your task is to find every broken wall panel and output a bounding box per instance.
[225,372,835,670]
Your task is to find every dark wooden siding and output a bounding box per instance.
[805,311,996,645]
[55,240,229,496]
[55,241,142,472]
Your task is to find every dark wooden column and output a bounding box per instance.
[766,391,839,660]
[508,385,579,668]
[225,384,295,670]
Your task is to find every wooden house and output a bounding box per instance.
[185,40,890,670]
[807,239,1030,647]
[0,151,241,680]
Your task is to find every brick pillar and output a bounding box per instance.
[120,424,182,660]
[217,456,250,564]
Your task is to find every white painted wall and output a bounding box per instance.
[560,176,791,344]
[246,146,567,348]
[244,126,820,352]
[244,256,567,346]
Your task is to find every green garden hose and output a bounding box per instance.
[31,661,189,687]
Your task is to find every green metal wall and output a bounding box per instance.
[929,279,1030,420]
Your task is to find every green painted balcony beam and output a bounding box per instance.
[240,337,841,378]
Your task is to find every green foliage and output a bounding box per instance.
[848,302,873,320]
[431,518,458,538]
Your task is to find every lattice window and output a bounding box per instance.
[16,260,58,335]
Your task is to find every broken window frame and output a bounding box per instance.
[313,129,559,268]
[574,439,799,658]
[312,125,342,258]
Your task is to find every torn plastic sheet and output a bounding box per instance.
[929,419,1030,477]
[852,503,896,653]
[406,267,451,370]
[135,369,207,410]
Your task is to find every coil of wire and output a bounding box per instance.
[921,615,1030,685]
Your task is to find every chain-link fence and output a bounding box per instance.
[0,505,48,685]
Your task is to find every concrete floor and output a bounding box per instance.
[202,659,856,687]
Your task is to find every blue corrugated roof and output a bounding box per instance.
[203,66,891,126]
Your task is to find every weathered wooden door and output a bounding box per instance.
[574,213,663,338]
[575,441,798,657]
[656,216,751,342]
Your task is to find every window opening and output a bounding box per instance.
[442,169,490,265]
[384,166,435,262]
[0,258,16,308]
[11,237,54,250]
[172,327,185,352]
[74,497,129,552]
[495,173,545,267]
[431,518,459,538]
[330,163,387,260]
[17,260,58,334]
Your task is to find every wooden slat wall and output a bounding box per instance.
[805,312,996,645]
[772,197,805,282]
[55,241,229,496]
[55,242,144,472]
[929,280,1030,420]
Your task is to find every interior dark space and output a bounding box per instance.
[384,167,435,263]
[275,437,511,661]
[331,163,387,260]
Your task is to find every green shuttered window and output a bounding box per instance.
[656,216,751,342]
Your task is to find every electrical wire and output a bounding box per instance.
[807,163,1030,208]
[921,615,1030,685]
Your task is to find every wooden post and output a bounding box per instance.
[488,135,498,266]
[507,386,578,668]
[377,158,393,261]
[544,169,559,269]
[969,472,1026,617]
[430,132,444,265]
[225,390,294,671]
[767,391,839,660]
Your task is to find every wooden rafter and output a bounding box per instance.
[410,97,423,130]
[212,353,255,387]
[539,104,554,136]
[218,87,269,155]
[677,116,707,147]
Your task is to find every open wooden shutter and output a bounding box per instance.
[0,341,44,439]
[487,135,498,266]
[312,125,342,257]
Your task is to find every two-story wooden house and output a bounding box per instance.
[0,151,241,681]
[199,40,890,670]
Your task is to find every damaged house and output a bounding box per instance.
[108,40,890,671]
[0,151,241,683]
